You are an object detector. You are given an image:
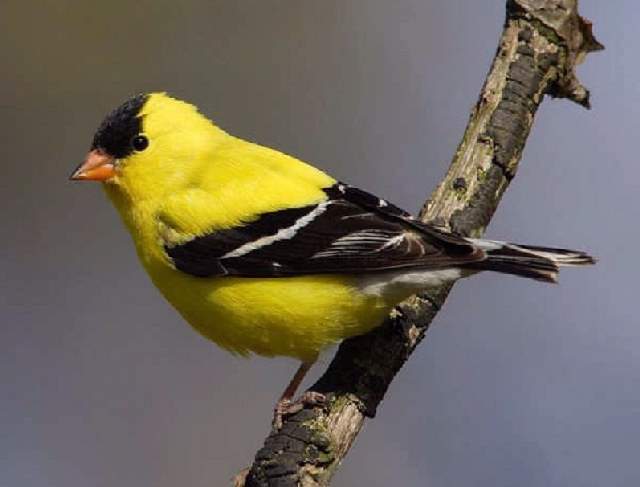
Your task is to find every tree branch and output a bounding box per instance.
[240,1,602,485]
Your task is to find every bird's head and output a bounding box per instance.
[71,92,224,200]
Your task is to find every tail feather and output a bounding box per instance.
[465,239,595,283]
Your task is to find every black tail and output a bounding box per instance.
[465,239,596,283]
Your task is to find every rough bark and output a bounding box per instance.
[240,1,602,485]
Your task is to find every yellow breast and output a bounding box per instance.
[145,263,391,361]
[104,180,393,361]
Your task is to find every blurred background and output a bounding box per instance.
[1,1,637,486]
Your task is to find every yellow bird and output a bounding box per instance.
[71,93,593,420]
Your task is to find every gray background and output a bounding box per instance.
[2,1,638,486]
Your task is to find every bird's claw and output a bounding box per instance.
[272,391,327,430]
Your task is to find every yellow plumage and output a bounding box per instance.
[98,93,395,361]
[71,92,592,414]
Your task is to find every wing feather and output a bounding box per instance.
[164,183,485,277]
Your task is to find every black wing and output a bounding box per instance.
[165,183,485,278]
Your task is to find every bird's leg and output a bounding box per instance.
[272,360,326,429]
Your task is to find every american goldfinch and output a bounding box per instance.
[71,93,594,418]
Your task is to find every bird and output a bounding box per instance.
[70,92,594,424]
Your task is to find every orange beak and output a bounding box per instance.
[70,149,116,181]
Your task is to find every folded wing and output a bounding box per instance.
[164,183,485,278]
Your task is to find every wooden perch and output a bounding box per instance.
[239,1,602,485]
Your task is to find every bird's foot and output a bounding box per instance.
[272,391,327,430]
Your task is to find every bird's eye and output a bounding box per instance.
[131,135,149,151]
